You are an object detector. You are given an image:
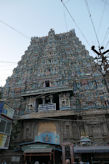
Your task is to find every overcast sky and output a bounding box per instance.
[0,0,109,86]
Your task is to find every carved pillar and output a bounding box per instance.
[50,95,53,104]
[42,96,45,105]
[35,98,38,112]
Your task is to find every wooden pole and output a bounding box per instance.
[62,145,66,164]
[24,154,26,164]
[53,151,55,164]
[70,144,74,164]
[30,154,31,163]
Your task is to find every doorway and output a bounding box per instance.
[25,154,52,164]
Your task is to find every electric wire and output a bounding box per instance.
[0,19,30,40]
[103,28,109,49]
[0,58,108,69]
[65,0,70,4]
[0,62,108,76]
[0,59,103,65]
[0,1,107,122]
[101,0,109,5]
[63,9,68,32]
[101,27,109,46]
[0,61,109,79]
[84,0,101,48]
[98,0,107,38]
[0,61,17,64]
[105,40,109,49]
[60,0,91,47]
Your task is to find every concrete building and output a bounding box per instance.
[0,101,14,153]
[1,29,109,164]
[0,87,3,99]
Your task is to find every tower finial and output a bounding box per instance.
[48,29,55,36]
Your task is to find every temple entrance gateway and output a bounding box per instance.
[22,143,62,164]
[24,152,52,164]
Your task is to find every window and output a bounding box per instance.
[26,128,29,138]
[45,81,50,87]
[62,100,66,106]
[66,125,70,136]
[48,68,51,72]
[48,59,51,63]
[64,124,70,138]
[0,119,6,133]
[5,122,12,134]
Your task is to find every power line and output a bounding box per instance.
[0,55,108,69]
[0,19,30,40]
[105,40,109,49]
[63,9,68,32]
[0,60,108,82]
[101,27,109,46]
[84,0,101,48]
[101,0,109,5]
[0,61,17,64]
[103,29,109,49]
[98,0,107,38]
[60,0,91,47]
[64,0,70,4]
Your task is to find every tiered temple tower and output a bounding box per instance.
[2,29,109,163]
[3,29,108,114]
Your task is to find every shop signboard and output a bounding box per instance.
[2,104,14,119]
[0,116,12,134]
[0,102,4,114]
[0,134,10,149]
[22,144,54,151]
[0,101,13,149]
[38,103,56,111]
[0,102,14,119]
[11,156,20,162]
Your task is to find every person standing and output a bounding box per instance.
[79,158,84,164]
[34,161,39,164]
[65,159,70,164]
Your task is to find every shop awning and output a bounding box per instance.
[74,146,109,153]
[24,148,53,153]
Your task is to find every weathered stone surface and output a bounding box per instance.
[3,29,109,115]
[2,29,109,152]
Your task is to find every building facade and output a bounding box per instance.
[0,101,14,150]
[1,29,109,164]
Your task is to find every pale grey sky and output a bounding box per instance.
[0,0,109,86]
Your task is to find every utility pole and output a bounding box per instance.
[91,46,109,93]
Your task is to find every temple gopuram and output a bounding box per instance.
[1,29,109,164]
